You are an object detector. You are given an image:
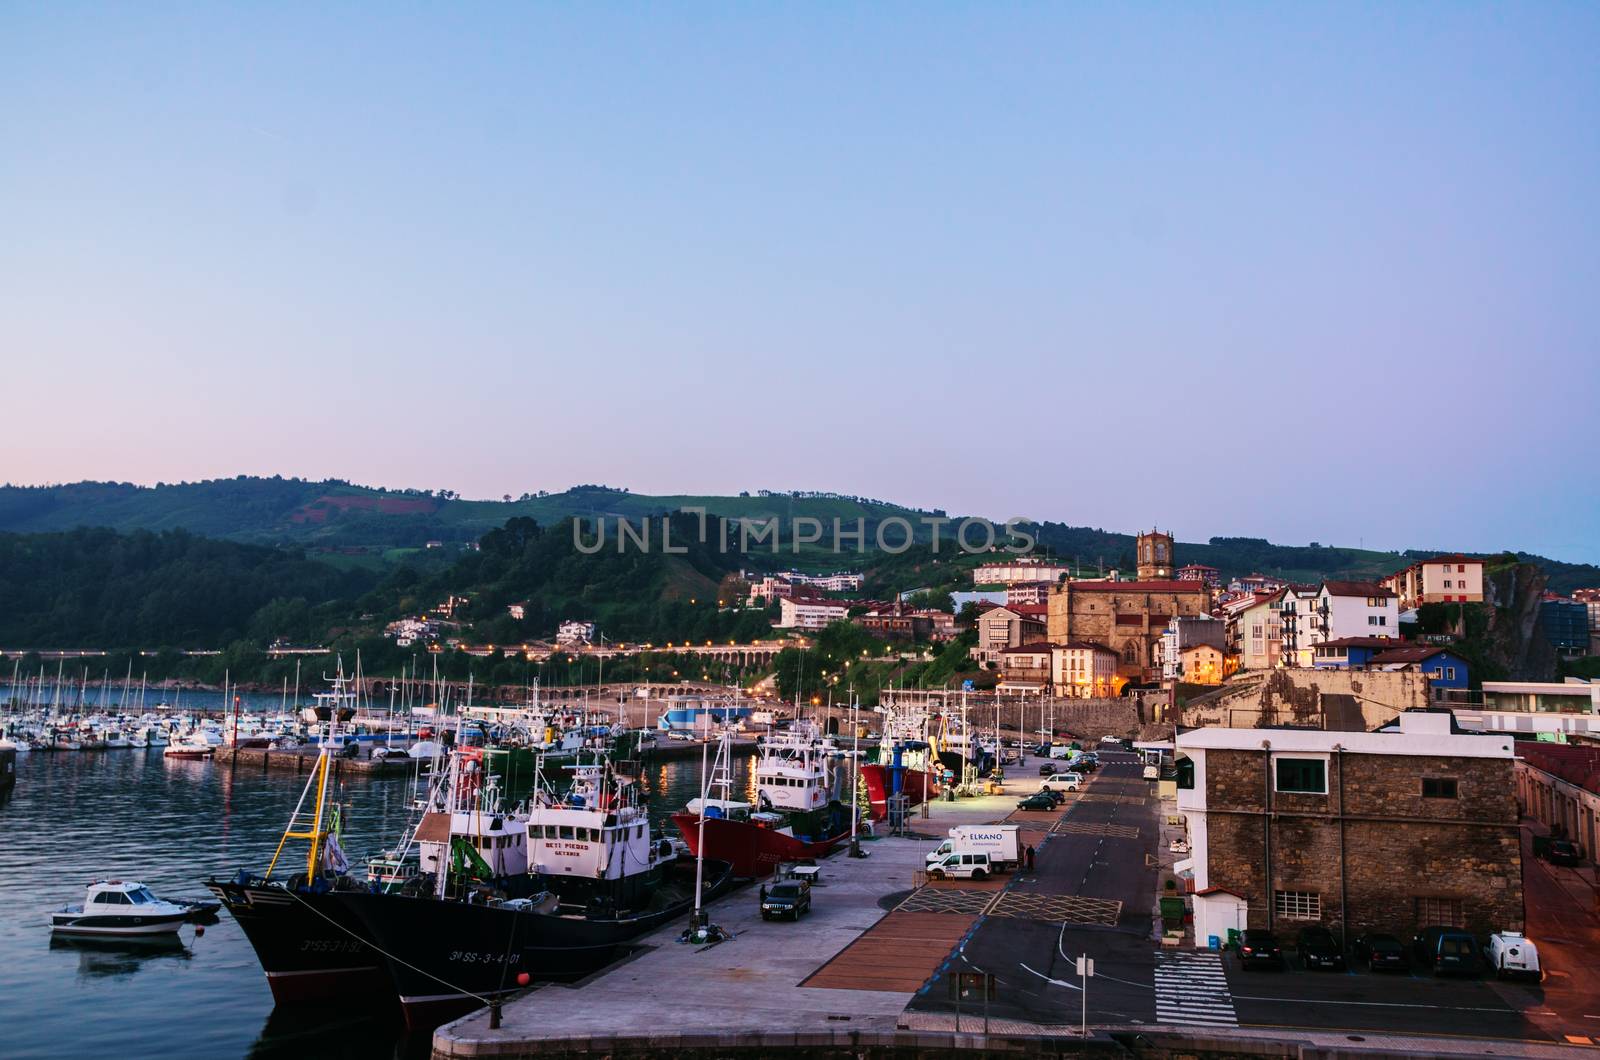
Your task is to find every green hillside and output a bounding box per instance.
[1,477,1595,593]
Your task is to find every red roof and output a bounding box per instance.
[1317,636,1403,650]
[1056,640,1115,654]
[1520,744,1600,797]
[979,602,1048,617]
[1369,646,1456,665]
[1063,580,1208,594]
[1320,580,1394,598]
[1002,642,1057,654]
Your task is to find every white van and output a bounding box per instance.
[1041,773,1082,791]
[1487,932,1540,980]
[1049,744,1072,760]
[927,852,992,881]
[925,825,1020,871]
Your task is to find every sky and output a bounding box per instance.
[2,5,1597,562]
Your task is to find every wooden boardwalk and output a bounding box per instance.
[799,910,977,993]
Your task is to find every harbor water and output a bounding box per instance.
[0,745,753,1059]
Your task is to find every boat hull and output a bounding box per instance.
[334,857,735,1031]
[859,763,935,820]
[205,877,391,1005]
[670,811,849,877]
[50,911,189,936]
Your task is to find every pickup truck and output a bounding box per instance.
[760,880,811,921]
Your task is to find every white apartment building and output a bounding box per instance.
[556,620,597,645]
[1227,589,1285,671]
[1279,581,1398,667]
[1381,554,1485,611]
[776,596,851,631]
[972,558,1074,587]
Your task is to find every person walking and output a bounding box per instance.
[1025,844,1036,872]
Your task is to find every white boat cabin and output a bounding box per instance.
[525,764,657,880]
[754,730,833,813]
[414,811,531,878]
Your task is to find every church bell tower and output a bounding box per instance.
[1136,528,1174,581]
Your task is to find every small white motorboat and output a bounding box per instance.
[163,735,215,759]
[51,881,191,937]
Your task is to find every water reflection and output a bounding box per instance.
[49,934,192,978]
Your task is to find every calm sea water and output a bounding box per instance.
[0,745,751,1060]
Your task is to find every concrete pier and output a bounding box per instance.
[433,772,1054,1057]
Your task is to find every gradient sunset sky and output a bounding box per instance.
[3,6,1597,561]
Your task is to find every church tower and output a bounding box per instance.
[1136,528,1174,581]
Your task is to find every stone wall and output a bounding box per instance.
[1200,747,1523,937]
[1181,668,1427,731]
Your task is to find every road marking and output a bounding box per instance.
[1154,950,1237,1028]
[1230,993,1515,1013]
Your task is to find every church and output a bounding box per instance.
[1045,529,1212,687]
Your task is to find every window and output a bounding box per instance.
[1458,564,1466,573]
[1274,890,1322,921]
[1444,580,1453,589]
[1275,757,1327,794]
[1414,896,1463,927]
[1421,777,1458,799]
[1445,666,1456,680]
[559,826,575,840]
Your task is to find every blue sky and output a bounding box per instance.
[2,5,1597,561]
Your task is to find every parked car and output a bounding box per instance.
[1235,929,1284,970]
[1040,773,1082,791]
[1351,933,1408,972]
[928,852,991,880]
[1412,926,1482,976]
[1038,762,1060,777]
[1296,926,1347,971]
[667,730,696,742]
[760,880,811,921]
[1016,793,1057,811]
[1487,931,1540,981]
[1545,839,1582,866]
[1099,735,1122,747]
[1033,788,1065,806]
[1031,743,1052,756]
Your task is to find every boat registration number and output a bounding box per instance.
[300,939,365,953]
[449,950,520,965]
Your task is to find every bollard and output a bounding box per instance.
[489,1000,501,1029]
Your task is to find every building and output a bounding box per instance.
[1280,581,1399,668]
[747,576,795,604]
[1177,564,1222,590]
[1176,710,1522,945]
[1381,555,1485,611]
[1310,635,1411,669]
[1541,595,1591,657]
[1516,744,1600,869]
[1225,589,1285,671]
[776,597,851,631]
[917,611,958,641]
[1161,616,1227,682]
[1005,581,1055,606]
[1047,579,1212,684]
[1576,589,1600,655]
[1051,641,1119,698]
[1233,573,1286,593]
[974,604,1048,666]
[1367,645,1470,702]
[556,620,596,646]
[998,643,1055,694]
[853,611,933,641]
[1180,644,1226,685]
[507,603,527,621]
[1135,529,1175,581]
[972,558,1073,587]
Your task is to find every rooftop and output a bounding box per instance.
[1177,710,1514,759]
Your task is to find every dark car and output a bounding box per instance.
[1032,743,1052,756]
[760,881,811,921]
[1296,926,1346,971]
[1038,762,1059,777]
[1546,839,1583,867]
[1017,793,1057,811]
[1236,929,1284,970]
[1034,787,1065,806]
[1351,933,1408,972]
[1412,926,1481,976]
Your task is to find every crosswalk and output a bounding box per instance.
[1152,949,1238,1027]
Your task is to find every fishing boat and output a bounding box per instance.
[51,881,191,937]
[671,724,852,877]
[858,705,938,820]
[332,748,734,1030]
[206,670,393,1003]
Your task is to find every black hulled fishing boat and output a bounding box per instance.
[332,750,734,1030]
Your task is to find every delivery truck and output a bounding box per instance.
[925,824,1022,872]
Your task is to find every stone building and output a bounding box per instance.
[1046,579,1211,685]
[1136,528,1175,581]
[1176,711,1522,944]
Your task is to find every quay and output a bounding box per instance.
[433,758,1138,1059]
